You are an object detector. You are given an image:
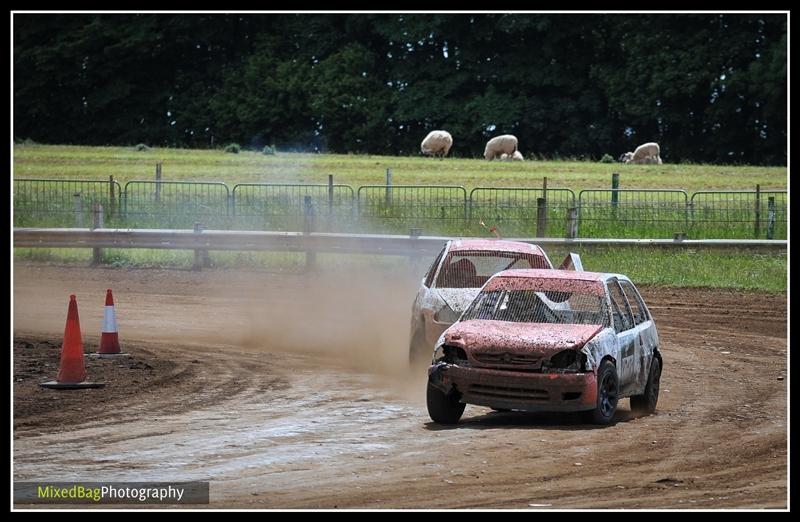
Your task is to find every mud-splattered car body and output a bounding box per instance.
[408,239,558,364]
[426,269,662,425]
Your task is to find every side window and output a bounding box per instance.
[620,281,649,325]
[424,245,446,288]
[607,279,634,332]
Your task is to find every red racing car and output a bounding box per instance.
[427,269,662,425]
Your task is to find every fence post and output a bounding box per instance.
[192,222,208,271]
[566,207,578,239]
[385,168,393,206]
[542,176,548,202]
[328,174,334,220]
[767,196,775,240]
[304,196,316,272]
[155,162,162,203]
[109,175,116,219]
[91,203,104,265]
[611,172,620,222]
[536,197,547,237]
[73,193,83,227]
[754,184,761,238]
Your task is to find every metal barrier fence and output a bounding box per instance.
[12,178,788,239]
[578,189,689,239]
[468,187,577,237]
[13,178,123,228]
[690,190,788,239]
[356,185,468,234]
[123,180,231,229]
[232,183,355,231]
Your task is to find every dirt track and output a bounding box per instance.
[13,264,787,509]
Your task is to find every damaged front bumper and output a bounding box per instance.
[428,362,597,412]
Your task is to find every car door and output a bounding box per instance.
[606,278,637,391]
[619,279,657,394]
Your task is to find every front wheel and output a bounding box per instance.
[586,360,619,425]
[631,357,661,414]
[427,382,465,424]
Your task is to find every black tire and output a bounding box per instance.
[427,382,465,424]
[587,360,619,425]
[408,327,429,366]
[631,357,661,415]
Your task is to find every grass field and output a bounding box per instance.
[13,143,787,192]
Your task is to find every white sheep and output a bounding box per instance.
[420,130,453,158]
[498,150,524,162]
[620,142,662,164]
[484,134,518,161]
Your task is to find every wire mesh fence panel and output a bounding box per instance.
[689,190,787,239]
[467,188,577,237]
[356,185,468,235]
[123,181,231,229]
[578,190,689,238]
[14,179,123,228]
[232,183,355,231]
[14,176,789,240]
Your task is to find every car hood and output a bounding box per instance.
[444,320,604,355]
[435,288,482,314]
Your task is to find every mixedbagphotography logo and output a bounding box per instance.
[14,482,210,505]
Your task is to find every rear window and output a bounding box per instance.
[435,251,549,289]
[462,288,609,326]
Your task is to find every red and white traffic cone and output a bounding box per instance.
[41,294,104,389]
[97,289,128,357]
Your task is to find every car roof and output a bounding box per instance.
[448,239,546,256]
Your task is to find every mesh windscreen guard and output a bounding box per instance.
[463,288,608,326]
[435,252,549,289]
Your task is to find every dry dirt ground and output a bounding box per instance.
[12,263,787,509]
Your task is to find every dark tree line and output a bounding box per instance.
[14,13,787,165]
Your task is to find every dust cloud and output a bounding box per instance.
[229,263,429,398]
[13,259,434,401]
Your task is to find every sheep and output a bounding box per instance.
[420,130,453,158]
[619,142,662,164]
[498,150,525,162]
[641,155,662,164]
[484,134,518,161]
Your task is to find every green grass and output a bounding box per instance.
[549,246,786,292]
[13,246,787,293]
[13,143,787,192]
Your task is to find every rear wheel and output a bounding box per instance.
[586,360,619,425]
[631,357,661,414]
[427,382,465,424]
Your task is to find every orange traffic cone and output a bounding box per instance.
[41,295,104,389]
[97,289,127,356]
